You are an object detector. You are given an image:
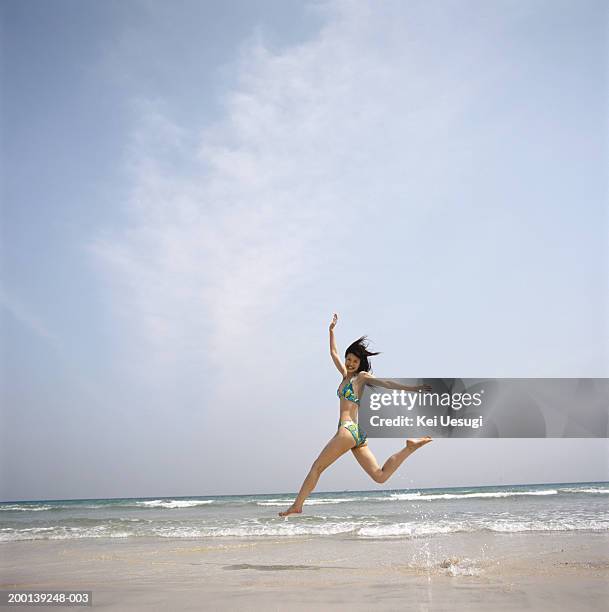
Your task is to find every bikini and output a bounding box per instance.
[337,376,368,448]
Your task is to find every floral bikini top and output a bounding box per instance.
[337,376,360,405]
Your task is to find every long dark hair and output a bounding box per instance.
[345,335,381,373]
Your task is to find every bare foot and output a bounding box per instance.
[406,436,433,451]
[278,505,302,517]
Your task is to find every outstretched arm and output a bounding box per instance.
[329,313,347,378]
[359,371,431,392]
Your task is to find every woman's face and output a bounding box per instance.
[345,353,361,373]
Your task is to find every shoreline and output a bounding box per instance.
[1,531,607,611]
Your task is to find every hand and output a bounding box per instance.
[418,383,433,392]
[329,313,338,330]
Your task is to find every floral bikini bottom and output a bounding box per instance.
[338,419,368,448]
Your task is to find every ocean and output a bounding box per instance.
[1,481,607,542]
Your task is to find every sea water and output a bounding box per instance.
[1,481,607,542]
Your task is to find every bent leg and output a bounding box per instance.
[279,432,354,516]
[352,437,433,484]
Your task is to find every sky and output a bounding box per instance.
[1,0,608,502]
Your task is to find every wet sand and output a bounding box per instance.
[1,531,607,611]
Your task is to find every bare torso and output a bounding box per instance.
[338,373,365,423]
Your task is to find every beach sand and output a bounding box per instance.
[1,531,607,611]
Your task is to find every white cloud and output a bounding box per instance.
[88,0,603,418]
[0,289,60,345]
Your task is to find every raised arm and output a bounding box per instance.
[359,371,431,392]
[329,313,347,378]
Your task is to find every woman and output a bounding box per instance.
[279,313,432,517]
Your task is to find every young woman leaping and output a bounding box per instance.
[279,313,432,517]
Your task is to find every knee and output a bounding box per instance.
[374,471,388,484]
[310,461,325,475]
